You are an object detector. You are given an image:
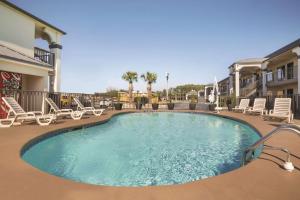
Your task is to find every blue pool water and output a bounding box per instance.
[22,112,260,186]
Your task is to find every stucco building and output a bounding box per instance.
[229,38,300,98]
[263,39,300,96]
[0,0,66,93]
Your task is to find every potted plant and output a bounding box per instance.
[134,97,143,110]
[152,103,159,110]
[208,103,216,111]
[114,93,123,110]
[151,96,159,110]
[226,98,232,111]
[189,97,197,110]
[167,100,174,110]
[114,102,123,110]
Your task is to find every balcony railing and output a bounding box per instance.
[266,72,297,87]
[34,47,55,67]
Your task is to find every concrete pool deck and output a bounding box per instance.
[0,110,300,200]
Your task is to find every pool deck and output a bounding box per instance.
[0,110,300,200]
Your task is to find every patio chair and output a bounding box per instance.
[232,99,250,113]
[263,98,293,123]
[245,98,266,115]
[73,97,105,116]
[45,97,83,120]
[0,97,55,128]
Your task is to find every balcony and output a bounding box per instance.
[219,87,228,96]
[266,72,297,87]
[34,47,55,67]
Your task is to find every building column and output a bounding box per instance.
[49,43,62,92]
[262,71,267,96]
[292,47,300,94]
[297,54,300,94]
[261,62,269,96]
[235,65,240,98]
[229,74,233,94]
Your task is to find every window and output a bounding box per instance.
[266,71,273,82]
[277,66,285,81]
[287,62,294,79]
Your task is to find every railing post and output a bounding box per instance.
[42,92,46,114]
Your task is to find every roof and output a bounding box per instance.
[0,44,52,68]
[218,77,229,84]
[227,38,300,69]
[2,0,66,35]
[228,58,267,69]
[236,58,267,64]
[265,38,300,59]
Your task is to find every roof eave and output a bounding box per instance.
[0,55,53,69]
[265,38,300,59]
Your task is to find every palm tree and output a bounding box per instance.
[122,71,138,103]
[140,72,157,103]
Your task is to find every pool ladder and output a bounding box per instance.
[242,124,300,172]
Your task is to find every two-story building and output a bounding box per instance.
[0,0,65,93]
[262,39,300,96]
[229,38,300,99]
[218,77,230,96]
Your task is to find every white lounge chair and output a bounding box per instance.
[263,98,293,123]
[73,97,105,116]
[232,99,250,113]
[45,97,83,120]
[0,97,55,128]
[245,98,266,115]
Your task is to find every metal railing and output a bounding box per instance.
[242,124,300,167]
[266,71,297,84]
[34,47,55,67]
[0,89,108,118]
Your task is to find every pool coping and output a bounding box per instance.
[1,109,300,200]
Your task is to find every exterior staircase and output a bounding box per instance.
[240,80,260,98]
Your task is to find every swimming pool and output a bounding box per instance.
[22,112,260,186]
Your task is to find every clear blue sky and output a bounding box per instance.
[10,0,300,93]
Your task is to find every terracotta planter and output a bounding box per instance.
[209,104,216,111]
[152,103,159,110]
[227,104,232,111]
[114,103,123,110]
[167,103,175,110]
[189,103,196,110]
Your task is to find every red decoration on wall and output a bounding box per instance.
[0,71,22,118]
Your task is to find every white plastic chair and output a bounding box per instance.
[45,97,83,120]
[263,98,293,123]
[245,98,266,115]
[232,99,250,113]
[73,97,105,116]
[0,97,55,127]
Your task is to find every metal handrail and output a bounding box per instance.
[242,124,300,165]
